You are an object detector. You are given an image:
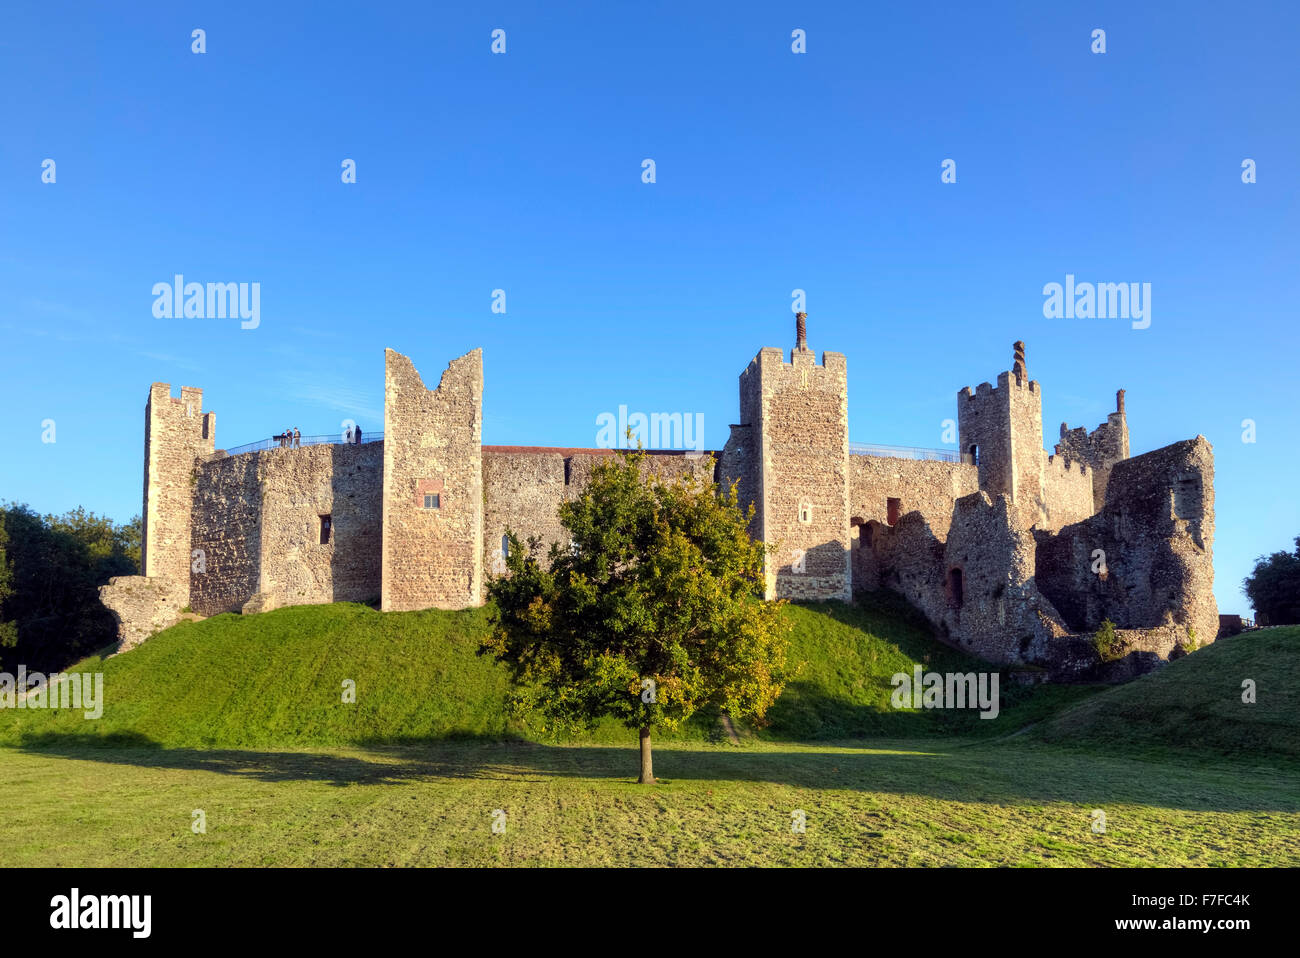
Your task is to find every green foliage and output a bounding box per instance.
[0,520,17,657]
[1091,618,1122,663]
[1243,536,1300,626]
[1181,626,1198,654]
[482,448,790,741]
[0,503,140,672]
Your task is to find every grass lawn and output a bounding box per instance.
[2,737,1297,867]
[2,601,1296,867]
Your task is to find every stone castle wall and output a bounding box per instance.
[482,449,715,574]
[381,349,484,611]
[110,336,1216,685]
[189,442,383,616]
[1035,436,1217,649]
[1041,453,1094,532]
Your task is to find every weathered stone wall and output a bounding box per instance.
[98,575,187,652]
[482,449,717,575]
[189,443,384,615]
[740,344,850,601]
[1034,437,1217,650]
[482,450,569,574]
[190,451,261,615]
[381,349,483,611]
[141,383,215,606]
[1041,453,1094,532]
[1055,389,1130,511]
[849,455,978,540]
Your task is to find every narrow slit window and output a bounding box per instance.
[887,498,902,526]
[319,515,332,545]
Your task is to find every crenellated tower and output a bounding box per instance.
[141,382,215,605]
[729,313,851,601]
[957,341,1046,529]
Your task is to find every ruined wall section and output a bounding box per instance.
[190,451,262,615]
[255,443,383,610]
[381,349,483,611]
[1035,437,1216,650]
[1055,389,1130,511]
[482,451,569,575]
[743,345,850,601]
[141,383,215,605]
[1041,454,1094,532]
[849,455,978,540]
[482,450,717,576]
[190,444,383,615]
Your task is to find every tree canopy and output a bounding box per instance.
[481,449,790,782]
[1243,536,1300,627]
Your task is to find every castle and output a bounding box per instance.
[101,318,1217,679]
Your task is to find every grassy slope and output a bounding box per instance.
[0,592,1092,749]
[1030,626,1300,760]
[3,739,1296,866]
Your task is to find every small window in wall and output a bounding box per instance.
[501,534,510,559]
[947,567,964,608]
[564,458,572,486]
[423,493,440,510]
[319,515,332,545]
[798,501,813,524]
[968,444,980,466]
[887,497,902,526]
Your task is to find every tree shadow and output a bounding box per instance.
[16,731,1300,814]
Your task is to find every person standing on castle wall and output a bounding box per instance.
[293,427,301,448]
[355,425,362,445]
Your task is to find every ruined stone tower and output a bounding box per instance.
[380,348,484,611]
[1055,389,1130,511]
[724,314,851,601]
[957,342,1047,530]
[141,383,215,606]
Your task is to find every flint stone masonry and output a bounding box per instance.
[99,575,187,652]
[112,331,1216,683]
[189,442,383,616]
[381,348,484,611]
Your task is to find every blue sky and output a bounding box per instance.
[1,1,1296,615]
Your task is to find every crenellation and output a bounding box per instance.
[107,328,1214,682]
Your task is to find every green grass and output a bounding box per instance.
[1,738,1295,866]
[1032,626,1300,760]
[0,592,1092,749]
[3,603,1297,866]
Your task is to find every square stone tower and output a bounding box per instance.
[141,383,216,605]
[736,314,851,601]
[381,348,484,611]
[957,341,1046,529]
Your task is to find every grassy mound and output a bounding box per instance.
[1030,626,1300,760]
[1,592,1091,750]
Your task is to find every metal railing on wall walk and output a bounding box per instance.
[849,441,962,463]
[213,432,385,458]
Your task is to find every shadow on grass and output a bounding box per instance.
[15,731,1300,814]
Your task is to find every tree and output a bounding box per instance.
[1243,537,1300,626]
[0,502,141,672]
[482,448,791,783]
[0,519,16,657]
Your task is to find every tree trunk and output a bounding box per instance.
[637,726,656,784]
